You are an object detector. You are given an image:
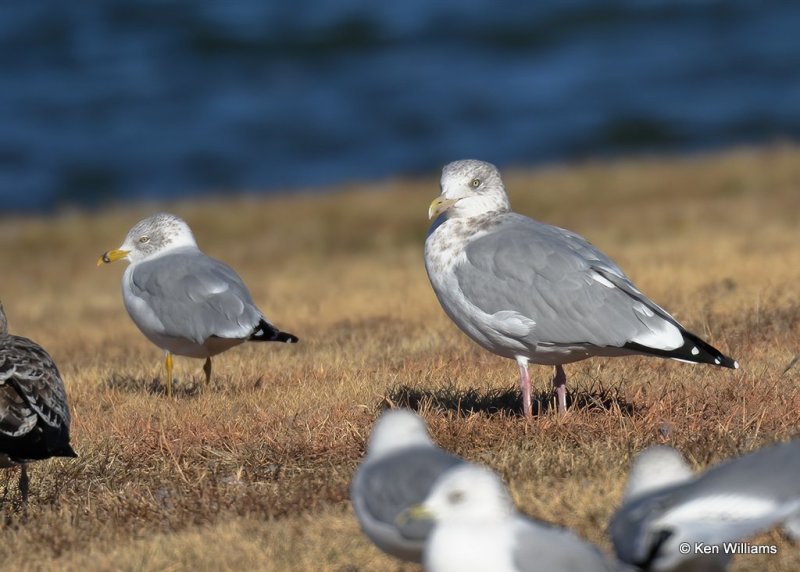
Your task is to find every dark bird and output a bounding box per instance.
[0,300,76,502]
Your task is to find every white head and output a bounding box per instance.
[428,160,511,221]
[624,446,694,501]
[419,464,515,524]
[98,213,198,266]
[366,409,434,459]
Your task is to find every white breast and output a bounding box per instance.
[425,220,527,359]
[425,521,517,572]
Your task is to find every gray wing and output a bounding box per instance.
[0,334,73,460]
[130,248,263,343]
[354,446,464,540]
[455,214,682,349]
[512,517,615,571]
[684,440,800,503]
[660,439,800,543]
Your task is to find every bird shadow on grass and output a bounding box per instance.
[105,373,266,397]
[383,383,639,418]
[105,374,204,398]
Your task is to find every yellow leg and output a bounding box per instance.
[165,352,174,397]
[203,357,212,386]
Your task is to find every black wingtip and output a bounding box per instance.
[624,329,738,370]
[275,331,299,344]
[249,319,299,344]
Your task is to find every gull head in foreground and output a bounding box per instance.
[611,441,800,571]
[424,159,738,417]
[364,408,437,459]
[98,213,298,396]
[404,463,614,571]
[0,300,77,502]
[351,409,464,562]
[623,445,694,502]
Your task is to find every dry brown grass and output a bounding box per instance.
[0,145,799,570]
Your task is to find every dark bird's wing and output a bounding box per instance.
[0,334,75,462]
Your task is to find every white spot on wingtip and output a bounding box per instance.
[691,347,700,356]
[714,358,721,365]
[734,361,739,369]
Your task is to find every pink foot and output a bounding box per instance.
[553,365,567,414]
[517,357,532,419]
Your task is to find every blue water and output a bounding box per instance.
[1,1,799,212]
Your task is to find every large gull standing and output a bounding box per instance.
[98,213,298,396]
[0,300,76,501]
[350,409,465,562]
[610,442,800,571]
[404,463,615,571]
[424,160,738,416]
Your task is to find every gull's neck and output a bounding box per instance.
[425,211,503,275]
[133,241,200,266]
[367,432,433,460]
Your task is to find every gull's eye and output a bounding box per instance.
[447,490,466,505]
[139,236,150,244]
[470,178,481,188]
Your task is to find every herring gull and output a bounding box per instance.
[98,213,298,396]
[424,160,738,416]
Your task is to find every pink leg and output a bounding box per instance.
[516,357,532,419]
[553,365,567,414]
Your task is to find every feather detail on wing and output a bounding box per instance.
[129,247,264,342]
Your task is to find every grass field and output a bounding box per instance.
[0,146,799,571]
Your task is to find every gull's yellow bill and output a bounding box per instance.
[394,503,434,527]
[428,197,458,220]
[96,249,130,266]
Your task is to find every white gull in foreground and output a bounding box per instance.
[405,464,615,571]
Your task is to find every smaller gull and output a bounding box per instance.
[425,160,738,416]
[610,441,800,571]
[403,464,615,571]
[0,300,76,502]
[98,213,298,396]
[350,409,465,562]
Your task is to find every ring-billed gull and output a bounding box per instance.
[610,441,800,571]
[425,160,738,416]
[351,409,465,562]
[0,300,76,502]
[403,464,614,571]
[98,213,299,396]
